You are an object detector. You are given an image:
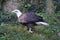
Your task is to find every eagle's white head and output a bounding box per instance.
[12,9,22,18]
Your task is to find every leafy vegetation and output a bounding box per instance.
[0,0,60,40]
[0,10,60,40]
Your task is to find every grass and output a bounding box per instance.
[0,11,60,40]
[0,23,60,40]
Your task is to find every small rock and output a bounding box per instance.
[57,32,60,36]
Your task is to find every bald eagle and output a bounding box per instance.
[12,9,49,33]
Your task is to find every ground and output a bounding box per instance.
[0,23,60,40]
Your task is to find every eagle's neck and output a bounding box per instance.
[16,11,22,18]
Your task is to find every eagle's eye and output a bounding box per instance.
[15,11,18,12]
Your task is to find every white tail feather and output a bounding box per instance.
[36,22,49,26]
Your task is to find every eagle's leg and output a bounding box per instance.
[27,23,34,33]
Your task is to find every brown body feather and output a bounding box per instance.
[18,12,44,23]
